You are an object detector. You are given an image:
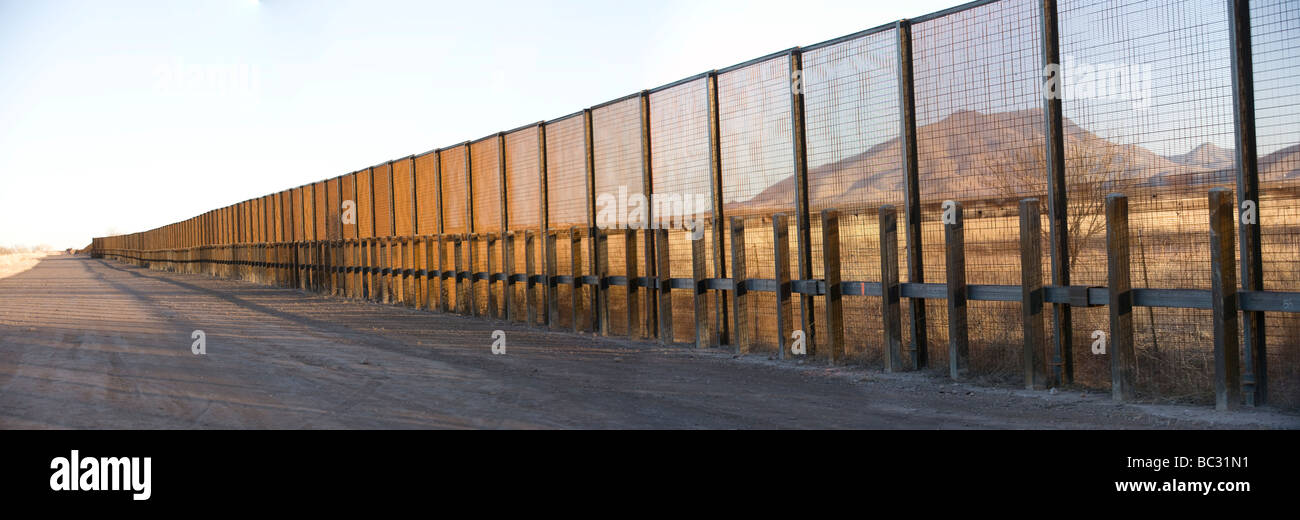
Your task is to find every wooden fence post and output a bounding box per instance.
[526,230,537,325]
[1019,199,1047,389]
[656,227,672,344]
[504,232,514,321]
[880,206,904,372]
[625,229,640,338]
[821,209,844,364]
[487,233,498,319]
[773,214,794,359]
[546,230,558,328]
[596,227,609,336]
[692,224,709,349]
[570,227,584,333]
[1106,193,1136,401]
[1209,188,1241,411]
[944,201,969,379]
[730,216,750,354]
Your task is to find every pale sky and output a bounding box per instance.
[0,0,963,249]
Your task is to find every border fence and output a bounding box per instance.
[92,0,1299,410]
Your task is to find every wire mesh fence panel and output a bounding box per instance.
[373,162,393,237]
[356,169,373,238]
[1061,0,1237,400]
[650,77,712,344]
[546,115,589,329]
[719,54,795,351]
[592,97,643,336]
[441,146,469,235]
[803,27,902,366]
[325,177,342,240]
[415,152,440,236]
[341,174,357,239]
[472,138,502,316]
[910,0,1045,380]
[441,146,470,313]
[1251,0,1300,407]
[393,158,414,238]
[311,181,326,241]
[505,126,541,322]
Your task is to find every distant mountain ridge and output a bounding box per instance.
[735,109,1300,212]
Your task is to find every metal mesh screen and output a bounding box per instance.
[803,28,902,365]
[325,177,341,240]
[719,55,794,350]
[650,78,713,344]
[471,138,502,316]
[1251,0,1300,407]
[545,115,589,329]
[1061,0,1236,399]
[505,126,541,321]
[471,138,502,233]
[356,169,373,238]
[593,97,643,336]
[911,0,1044,379]
[312,181,326,240]
[373,162,393,237]
[441,146,469,235]
[341,174,357,239]
[393,159,414,237]
[414,152,440,236]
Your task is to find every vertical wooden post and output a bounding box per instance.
[526,230,537,325]
[596,227,610,336]
[1209,188,1241,411]
[730,216,750,354]
[821,209,845,365]
[1040,0,1074,386]
[944,201,969,379]
[1229,0,1265,406]
[1106,193,1136,401]
[405,238,415,308]
[692,226,709,349]
[380,239,389,302]
[487,233,498,319]
[788,48,816,357]
[454,235,465,313]
[504,232,514,321]
[773,214,794,359]
[625,229,640,338]
[880,205,904,372]
[469,234,480,317]
[1019,199,1048,389]
[570,227,584,333]
[425,237,436,310]
[435,235,447,312]
[656,227,672,344]
[546,230,558,328]
[896,20,927,370]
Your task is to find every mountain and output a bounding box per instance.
[1168,142,1235,171]
[1260,143,1300,183]
[738,108,1199,213]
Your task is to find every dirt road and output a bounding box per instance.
[0,255,1294,429]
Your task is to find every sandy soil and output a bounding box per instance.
[0,255,1295,429]
[0,251,51,280]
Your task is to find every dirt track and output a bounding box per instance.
[0,255,1295,429]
